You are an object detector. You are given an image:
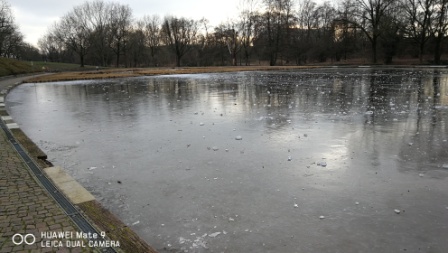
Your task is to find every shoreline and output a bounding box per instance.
[2,65,447,252]
[24,65,448,84]
[0,75,157,253]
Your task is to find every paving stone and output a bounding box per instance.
[0,128,86,252]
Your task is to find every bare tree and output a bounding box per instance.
[215,21,242,66]
[298,0,316,41]
[52,6,92,67]
[239,0,259,65]
[343,0,398,63]
[38,33,66,62]
[161,16,198,67]
[401,0,435,63]
[0,0,27,58]
[431,0,448,64]
[141,15,161,66]
[0,0,14,56]
[107,3,133,67]
[86,0,112,66]
[127,22,146,67]
[259,0,295,65]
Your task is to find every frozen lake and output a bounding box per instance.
[6,68,448,252]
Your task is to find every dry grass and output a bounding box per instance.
[25,66,322,83]
[24,60,440,83]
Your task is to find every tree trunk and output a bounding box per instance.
[270,54,276,66]
[116,43,120,68]
[80,47,85,67]
[372,39,377,64]
[419,35,426,64]
[419,44,424,64]
[176,55,181,67]
[434,35,443,64]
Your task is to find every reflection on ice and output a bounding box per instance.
[6,68,448,253]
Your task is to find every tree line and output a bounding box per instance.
[3,0,448,66]
[0,0,40,61]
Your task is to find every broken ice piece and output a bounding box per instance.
[317,161,327,167]
[235,135,243,140]
[293,203,299,208]
[394,209,401,214]
[208,232,221,238]
[288,156,292,161]
[131,221,140,226]
[319,216,325,219]
[88,167,97,170]
[442,164,448,169]
[179,237,186,244]
[355,202,359,205]
[228,217,235,222]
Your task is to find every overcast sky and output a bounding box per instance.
[10,0,243,47]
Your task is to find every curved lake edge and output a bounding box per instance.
[25,65,448,83]
[4,66,448,253]
[1,74,157,253]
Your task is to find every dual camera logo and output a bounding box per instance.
[12,234,36,245]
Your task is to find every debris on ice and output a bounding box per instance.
[317,161,327,167]
[208,232,221,238]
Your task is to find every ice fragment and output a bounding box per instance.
[208,232,221,238]
[317,161,327,167]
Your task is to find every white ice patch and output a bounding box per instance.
[208,232,221,238]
